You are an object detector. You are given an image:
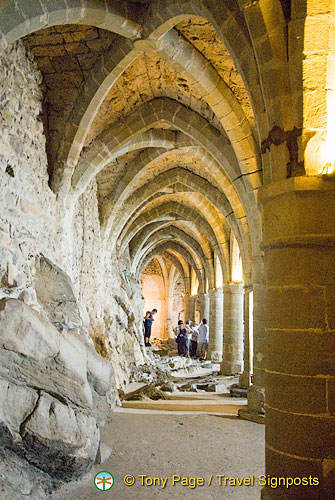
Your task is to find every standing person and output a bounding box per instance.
[173,320,188,356]
[185,320,193,357]
[190,321,199,358]
[144,308,157,347]
[198,318,209,361]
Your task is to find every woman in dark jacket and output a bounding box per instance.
[173,320,188,356]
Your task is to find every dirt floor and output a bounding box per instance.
[53,412,265,500]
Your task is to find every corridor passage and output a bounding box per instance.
[1,1,335,499]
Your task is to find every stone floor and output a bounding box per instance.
[52,412,265,500]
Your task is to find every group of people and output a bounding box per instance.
[143,308,209,360]
[173,319,209,361]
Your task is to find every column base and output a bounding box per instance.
[229,384,248,398]
[238,408,265,424]
[238,385,265,424]
[238,370,251,389]
[220,361,243,375]
[210,351,222,363]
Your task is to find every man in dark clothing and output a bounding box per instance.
[144,309,157,346]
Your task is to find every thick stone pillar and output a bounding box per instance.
[199,293,209,321]
[220,283,244,375]
[239,284,252,388]
[260,178,335,500]
[208,287,223,362]
[166,319,174,339]
[183,293,190,322]
[187,295,197,322]
[165,294,173,339]
[239,255,266,423]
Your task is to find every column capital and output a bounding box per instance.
[259,175,335,199]
[209,287,223,297]
[259,176,335,249]
[223,282,244,294]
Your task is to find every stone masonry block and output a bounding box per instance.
[266,285,327,331]
[266,372,327,415]
[266,406,335,459]
[266,329,335,376]
[264,446,324,500]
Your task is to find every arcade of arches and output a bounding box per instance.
[0,1,334,499]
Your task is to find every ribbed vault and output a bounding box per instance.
[0,0,285,326]
[0,0,273,307]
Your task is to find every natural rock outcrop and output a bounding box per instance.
[34,254,86,336]
[0,41,146,398]
[91,259,147,388]
[0,298,116,499]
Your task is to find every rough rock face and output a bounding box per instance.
[91,255,147,388]
[0,41,146,393]
[0,41,60,305]
[34,254,86,336]
[0,33,147,500]
[72,181,146,388]
[0,298,115,498]
[0,448,54,500]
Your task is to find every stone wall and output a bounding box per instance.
[0,39,145,382]
[0,41,60,305]
[72,179,105,326]
[0,40,146,497]
[102,254,146,386]
[72,181,146,386]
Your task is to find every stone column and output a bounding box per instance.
[165,294,173,339]
[220,283,244,375]
[239,284,252,388]
[239,256,265,423]
[208,287,224,362]
[186,295,197,322]
[260,178,335,500]
[182,274,191,322]
[183,293,190,322]
[199,293,210,321]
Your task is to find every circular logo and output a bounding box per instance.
[94,471,114,491]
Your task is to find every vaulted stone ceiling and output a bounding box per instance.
[23,25,119,166]
[19,0,264,292]
[142,257,163,277]
[176,17,254,128]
